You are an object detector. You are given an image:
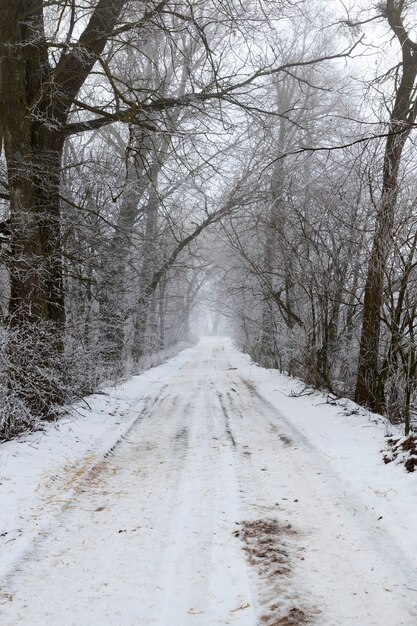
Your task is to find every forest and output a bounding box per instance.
[1,0,417,438]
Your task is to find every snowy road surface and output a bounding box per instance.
[1,337,417,625]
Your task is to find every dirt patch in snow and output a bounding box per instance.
[235,518,317,625]
[262,608,310,625]
[383,434,417,472]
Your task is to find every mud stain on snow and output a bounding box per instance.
[236,518,318,625]
[15,395,155,573]
[263,608,312,625]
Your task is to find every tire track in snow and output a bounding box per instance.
[216,391,237,447]
[0,382,171,596]
[217,375,317,625]
[4,337,417,625]
[223,367,417,624]
[1,379,205,624]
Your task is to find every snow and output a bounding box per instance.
[0,345,195,588]
[1,336,417,624]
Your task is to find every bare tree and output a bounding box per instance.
[355,0,417,410]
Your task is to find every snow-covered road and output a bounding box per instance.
[1,337,417,625]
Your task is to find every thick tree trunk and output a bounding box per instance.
[8,140,65,327]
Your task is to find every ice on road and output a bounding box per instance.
[1,337,417,625]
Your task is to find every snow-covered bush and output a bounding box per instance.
[0,322,67,438]
[0,322,105,440]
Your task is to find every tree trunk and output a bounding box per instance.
[355,3,417,410]
[132,182,160,360]
[355,130,414,409]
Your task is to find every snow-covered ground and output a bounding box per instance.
[1,337,417,625]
